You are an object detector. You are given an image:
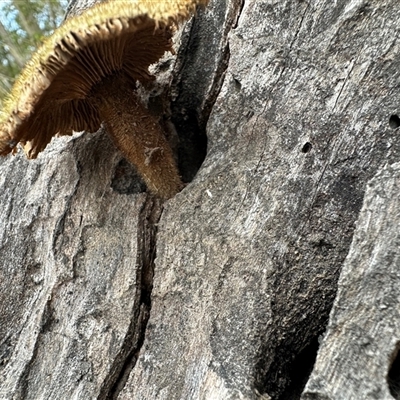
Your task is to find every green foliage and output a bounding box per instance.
[0,0,68,105]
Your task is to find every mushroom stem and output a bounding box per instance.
[90,74,182,199]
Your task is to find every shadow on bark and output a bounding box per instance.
[388,343,400,400]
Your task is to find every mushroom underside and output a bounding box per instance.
[0,18,173,158]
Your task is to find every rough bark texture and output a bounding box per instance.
[302,162,400,400]
[1,0,400,399]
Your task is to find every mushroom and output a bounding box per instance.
[0,0,208,199]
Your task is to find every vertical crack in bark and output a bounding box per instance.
[98,196,163,400]
[197,0,246,131]
[232,0,245,29]
[171,0,243,183]
[276,334,322,400]
[388,343,400,399]
[100,3,246,395]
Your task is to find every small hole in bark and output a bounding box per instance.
[389,115,400,129]
[302,142,312,153]
[233,77,242,91]
[388,344,400,399]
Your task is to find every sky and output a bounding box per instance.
[0,0,69,32]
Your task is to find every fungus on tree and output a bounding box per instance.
[0,0,208,199]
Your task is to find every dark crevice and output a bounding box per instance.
[232,0,245,29]
[388,343,400,399]
[256,331,323,400]
[254,237,342,399]
[98,197,163,400]
[278,335,320,399]
[174,110,208,184]
[170,2,237,183]
[170,14,209,184]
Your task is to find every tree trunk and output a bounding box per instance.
[1,0,400,399]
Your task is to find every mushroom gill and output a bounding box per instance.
[0,0,209,199]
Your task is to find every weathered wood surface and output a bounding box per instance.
[302,162,400,400]
[1,0,400,399]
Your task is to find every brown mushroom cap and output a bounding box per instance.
[0,0,208,158]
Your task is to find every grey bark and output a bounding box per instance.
[1,0,400,399]
[302,162,400,400]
